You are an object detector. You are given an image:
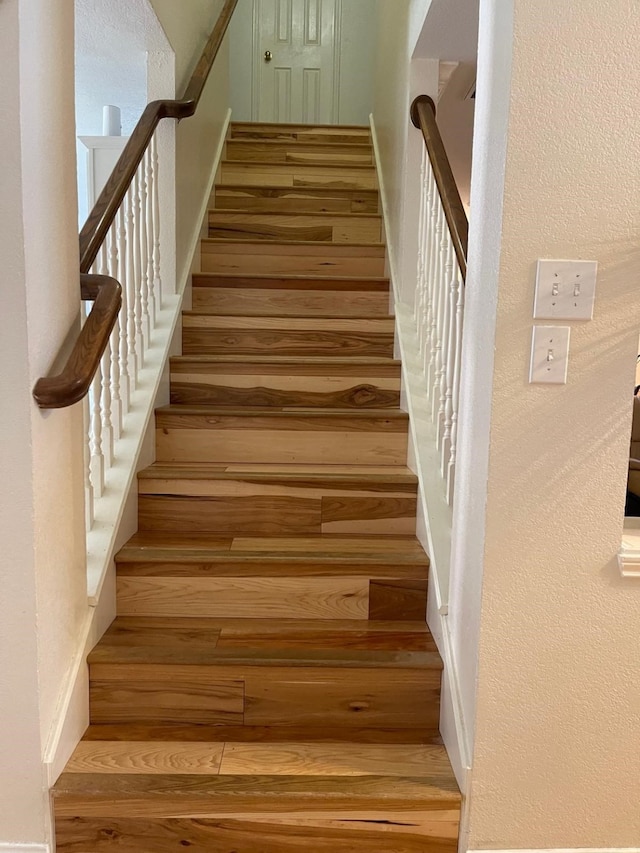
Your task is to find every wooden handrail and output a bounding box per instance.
[33,276,122,409]
[34,0,238,409]
[410,95,468,280]
[80,0,239,273]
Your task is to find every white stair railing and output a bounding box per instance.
[411,95,468,507]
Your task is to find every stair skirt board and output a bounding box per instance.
[53,121,460,853]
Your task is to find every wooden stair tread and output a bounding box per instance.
[182,311,393,321]
[60,739,452,781]
[210,208,381,220]
[138,462,416,483]
[53,770,460,818]
[88,617,441,669]
[204,238,385,248]
[76,723,443,744]
[170,355,398,365]
[227,138,372,148]
[221,159,376,171]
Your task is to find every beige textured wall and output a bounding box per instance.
[149,0,230,287]
[436,62,475,210]
[463,0,640,847]
[0,0,86,845]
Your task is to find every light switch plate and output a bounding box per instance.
[530,325,570,384]
[533,259,597,320]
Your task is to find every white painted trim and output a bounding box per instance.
[471,849,640,853]
[0,845,50,853]
[332,0,343,124]
[371,115,471,791]
[176,107,232,296]
[251,0,261,121]
[369,114,400,303]
[619,521,640,576]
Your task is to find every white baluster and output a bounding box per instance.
[132,172,145,368]
[415,148,428,346]
[116,205,131,413]
[151,134,162,310]
[83,359,94,531]
[98,244,114,469]
[138,159,151,346]
[429,203,445,411]
[89,361,105,498]
[440,238,455,468]
[106,225,123,441]
[425,173,440,397]
[446,266,465,505]
[144,139,158,322]
[125,184,140,386]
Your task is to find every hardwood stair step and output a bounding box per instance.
[136,462,418,534]
[220,161,378,191]
[208,210,382,244]
[191,273,391,316]
[201,239,386,277]
[169,355,401,409]
[225,139,374,165]
[229,121,372,144]
[213,184,379,214]
[67,721,443,744]
[86,617,441,730]
[54,753,459,852]
[181,313,395,357]
[155,407,409,466]
[116,530,430,574]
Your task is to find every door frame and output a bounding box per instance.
[250,0,343,124]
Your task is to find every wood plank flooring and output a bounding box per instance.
[53,121,459,852]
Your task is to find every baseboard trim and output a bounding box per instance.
[369,113,400,305]
[177,107,231,295]
[0,845,50,852]
[471,849,640,853]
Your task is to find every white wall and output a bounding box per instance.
[0,0,86,847]
[373,0,439,298]
[453,0,640,847]
[229,0,377,125]
[436,62,475,210]
[74,0,165,225]
[149,0,231,289]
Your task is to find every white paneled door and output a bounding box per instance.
[255,0,339,124]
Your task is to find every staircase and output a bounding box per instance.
[53,122,461,852]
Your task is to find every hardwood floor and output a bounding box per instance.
[53,121,460,852]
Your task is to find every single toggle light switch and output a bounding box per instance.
[530,325,570,384]
[533,259,597,320]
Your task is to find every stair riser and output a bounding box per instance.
[169,368,400,409]
[182,326,395,358]
[56,815,459,853]
[230,125,372,145]
[137,485,416,534]
[156,417,409,467]
[115,575,427,620]
[201,244,385,278]
[192,287,390,317]
[208,213,382,244]
[89,665,440,731]
[213,185,379,214]
[220,163,378,191]
[226,140,374,163]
